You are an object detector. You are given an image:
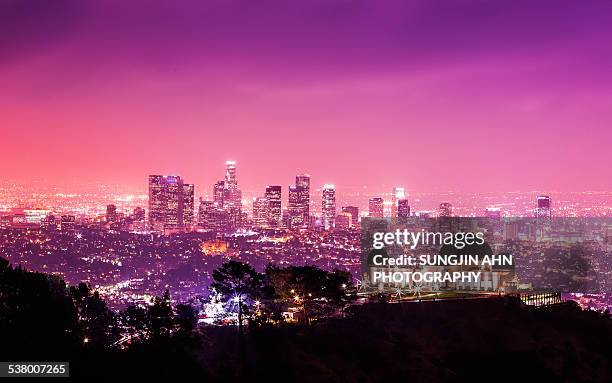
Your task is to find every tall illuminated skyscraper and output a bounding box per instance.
[210,161,243,229]
[224,160,242,206]
[288,174,310,228]
[368,197,384,218]
[535,195,552,240]
[197,198,215,229]
[397,199,410,222]
[321,184,336,230]
[265,186,282,227]
[148,175,193,231]
[148,175,166,230]
[182,183,195,227]
[252,197,268,228]
[295,174,310,224]
[287,186,301,228]
[391,187,405,218]
[163,176,183,228]
[213,180,226,207]
[225,160,237,186]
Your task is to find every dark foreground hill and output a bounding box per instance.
[1,257,610,382]
[65,297,610,382]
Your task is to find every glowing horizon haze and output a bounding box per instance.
[1,0,611,193]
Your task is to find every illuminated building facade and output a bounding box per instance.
[265,186,282,227]
[335,212,351,230]
[288,174,310,229]
[182,183,195,227]
[322,184,336,230]
[148,175,193,231]
[368,197,384,218]
[252,197,268,228]
[341,206,359,227]
[397,199,410,222]
[391,187,405,218]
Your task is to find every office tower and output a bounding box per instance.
[536,195,551,219]
[213,180,226,207]
[391,187,405,218]
[439,202,453,217]
[397,199,410,222]
[287,186,301,228]
[211,161,242,229]
[535,195,552,240]
[149,175,166,229]
[342,206,359,227]
[224,160,242,206]
[335,212,351,230]
[163,175,183,228]
[225,160,237,186]
[252,197,268,228]
[369,197,384,218]
[485,207,502,218]
[288,175,310,229]
[198,199,216,229]
[287,174,310,228]
[106,204,117,223]
[182,183,195,227]
[265,186,282,227]
[321,184,336,230]
[148,174,192,231]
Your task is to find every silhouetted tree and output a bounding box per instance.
[70,282,118,348]
[211,261,264,334]
[148,289,173,339]
[118,304,149,343]
[267,266,354,323]
[175,303,198,334]
[0,258,79,359]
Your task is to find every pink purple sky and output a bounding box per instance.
[1,0,611,194]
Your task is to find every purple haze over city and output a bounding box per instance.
[1,0,612,193]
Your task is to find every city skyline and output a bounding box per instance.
[2,2,611,379]
[2,1,612,192]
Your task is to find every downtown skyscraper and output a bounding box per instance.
[265,185,282,227]
[322,184,336,230]
[199,161,243,231]
[391,187,405,218]
[397,199,410,222]
[252,197,269,228]
[288,174,310,229]
[341,206,359,227]
[368,197,384,218]
[148,175,194,231]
